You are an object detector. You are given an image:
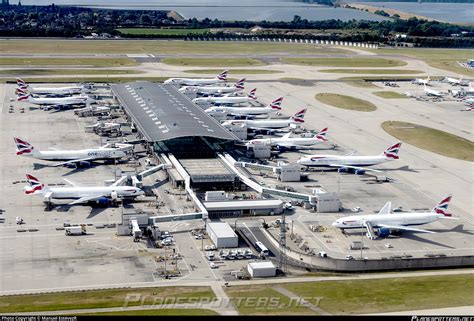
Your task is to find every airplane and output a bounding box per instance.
[444,76,468,86]
[74,105,110,117]
[16,78,90,96]
[193,88,257,106]
[412,76,431,86]
[24,174,144,205]
[205,97,283,117]
[222,108,307,131]
[297,142,401,174]
[164,70,228,86]
[14,137,133,167]
[423,85,445,98]
[17,89,95,110]
[331,195,458,239]
[246,127,329,151]
[179,78,245,96]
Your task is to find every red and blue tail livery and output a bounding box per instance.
[25,174,44,194]
[270,97,284,110]
[14,137,34,155]
[383,142,402,159]
[234,78,246,90]
[247,88,257,100]
[291,108,307,123]
[315,127,328,141]
[433,195,452,216]
[217,70,228,81]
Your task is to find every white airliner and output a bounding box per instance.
[424,85,445,97]
[179,78,245,95]
[164,70,228,86]
[297,142,401,173]
[24,174,144,205]
[205,97,283,117]
[331,196,457,238]
[246,127,329,150]
[193,88,257,106]
[222,108,307,130]
[14,137,132,167]
[16,78,89,96]
[444,76,468,86]
[17,89,95,109]
[412,76,431,86]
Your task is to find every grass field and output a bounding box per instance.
[0,286,216,313]
[79,309,219,316]
[1,76,167,84]
[161,57,265,67]
[117,28,210,36]
[315,93,377,112]
[382,121,474,162]
[183,69,281,74]
[0,69,142,76]
[372,91,409,99]
[0,40,350,55]
[283,274,474,314]
[366,48,474,76]
[0,58,137,67]
[320,69,422,75]
[225,285,314,315]
[281,57,407,67]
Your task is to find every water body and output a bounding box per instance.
[17,0,389,22]
[354,1,474,23]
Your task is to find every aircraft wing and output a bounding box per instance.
[247,126,288,133]
[328,164,383,173]
[63,178,86,187]
[51,157,95,167]
[377,224,436,234]
[68,195,106,205]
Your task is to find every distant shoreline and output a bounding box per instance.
[346,3,444,22]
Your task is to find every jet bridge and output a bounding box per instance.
[364,221,377,240]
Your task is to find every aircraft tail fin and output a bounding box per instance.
[217,70,228,81]
[291,108,307,123]
[16,78,28,88]
[269,97,283,110]
[234,78,246,90]
[14,137,38,156]
[432,195,453,217]
[16,92,30,101]
[378,201,392,214]
[382,142,402,160]
[315,127,328,141]
[247,88,257,99]
[25,174,48,194]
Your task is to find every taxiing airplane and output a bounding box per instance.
[16,78,90,96]
[193,88,257,106]
[179,78,245,96]
[444,76,468,86]
[14,137,132,167]
[297,142,401,174]
[412,76,431,86]
[222,108,307,131]
[246,127,328,150]
[205,97,283,117]
[24,174,144,205]
[424,85,445,97]
[331,196,457,238]
[17,89,95,109]
[164,70,228,86]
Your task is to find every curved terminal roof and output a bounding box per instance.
[111,81,238,142]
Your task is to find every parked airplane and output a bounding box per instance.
[179,78,245,95]
[164,70,228,86]
[24,174,144,205]
[331,196,457,238]
[222,108,307,131]
[205,97,283,117]
[16,78,90,96]
[444,76,468,86]
[424,85,445,97]
[17,89,95,109]
[412,76,431,86]
[297,142,401,174]
[14,137,132,167]
[246,127,329,150]
[193,88,257,106]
